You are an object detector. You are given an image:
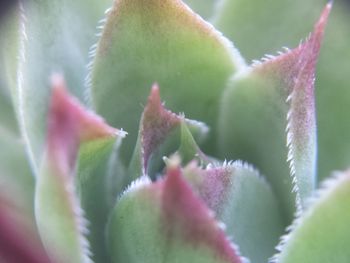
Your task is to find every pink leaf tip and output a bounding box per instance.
[161,161,243,263]
[47,74,124,174]
[141,84,181,172]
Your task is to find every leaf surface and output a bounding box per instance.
[0,4,20,134]
[77,135,126,263]
[18,0,112,173]
[183,161,284,263]
[108,162,246,263]
[128,85,209,180]
[273,170,350,263]
[218,5,330,218]
[35,75,119,263]
[91,0,245,161]
[214,0,350,182]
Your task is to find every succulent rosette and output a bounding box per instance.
[1,0,350,263]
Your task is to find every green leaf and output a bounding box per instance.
[35,76,118,263]
[0,89,18,135]
[0,129,34,217]
[90,0,245,161]
[0,4,20,134]
[272,170,350,263]
[128,85,209,180]
[183,161,285,263]
[316,2,350,181]
[18,0,112,174]
[218,5,330,219]
[213,0,323,61]
[77,135,126,263]
[214,0,350,183]
[184,0,216,19]
[108,161,246,263]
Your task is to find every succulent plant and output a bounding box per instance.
[1,0,350,262]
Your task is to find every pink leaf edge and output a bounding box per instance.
[154,160,244,263]
[47,74,125,175]
[141,84,181,173]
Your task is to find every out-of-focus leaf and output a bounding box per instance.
[77,135,126,263]
[129,85,209,180]
[90,0,245,162]
[0,3,20,134]
[183,161,284,263]
[0,130,34,217]
[0,194,51,263]
[184,0,216,19]
[218,5,330,219]
[108,161,246,263]
[18,0,112,174]
[0,91,18,135]
[213,0,322,61]
[35,76,118,263]
[0,2,19,98]
[316,3,350,181]
[272,170,350,263]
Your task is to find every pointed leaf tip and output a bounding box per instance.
[219,5,331,216]
[283,3,330,208]
[48,74,122,174]
[162,163,243,263]
[109,158,245,263]
[141,85,181,172]
[129,85,209,179]
[91,0,244,162]
[49,74,118,143]
[36,75,124,263]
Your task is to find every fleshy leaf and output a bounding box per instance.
[77,135,126,263]
[177,122,212,165]
[90,0,245,161]
[108,162,246,263]
[17,0,112,174]
[183,161,285,263]
[218,5,330,218]
[129,85,209,179]
[272,170,350,263]
[214,0,350,183]
[0,194,51,263]
[35,75,119,263]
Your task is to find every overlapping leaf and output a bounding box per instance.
[90,0,245,161]
[77,135,125,262]
[272,170,350,263]
[183,161,284,263]
[128,85,209,180]
[18,0,112,174]
[108,162,246,263]
[35,75,121,263]
[214,0,350,182]
[218,5,330,219]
